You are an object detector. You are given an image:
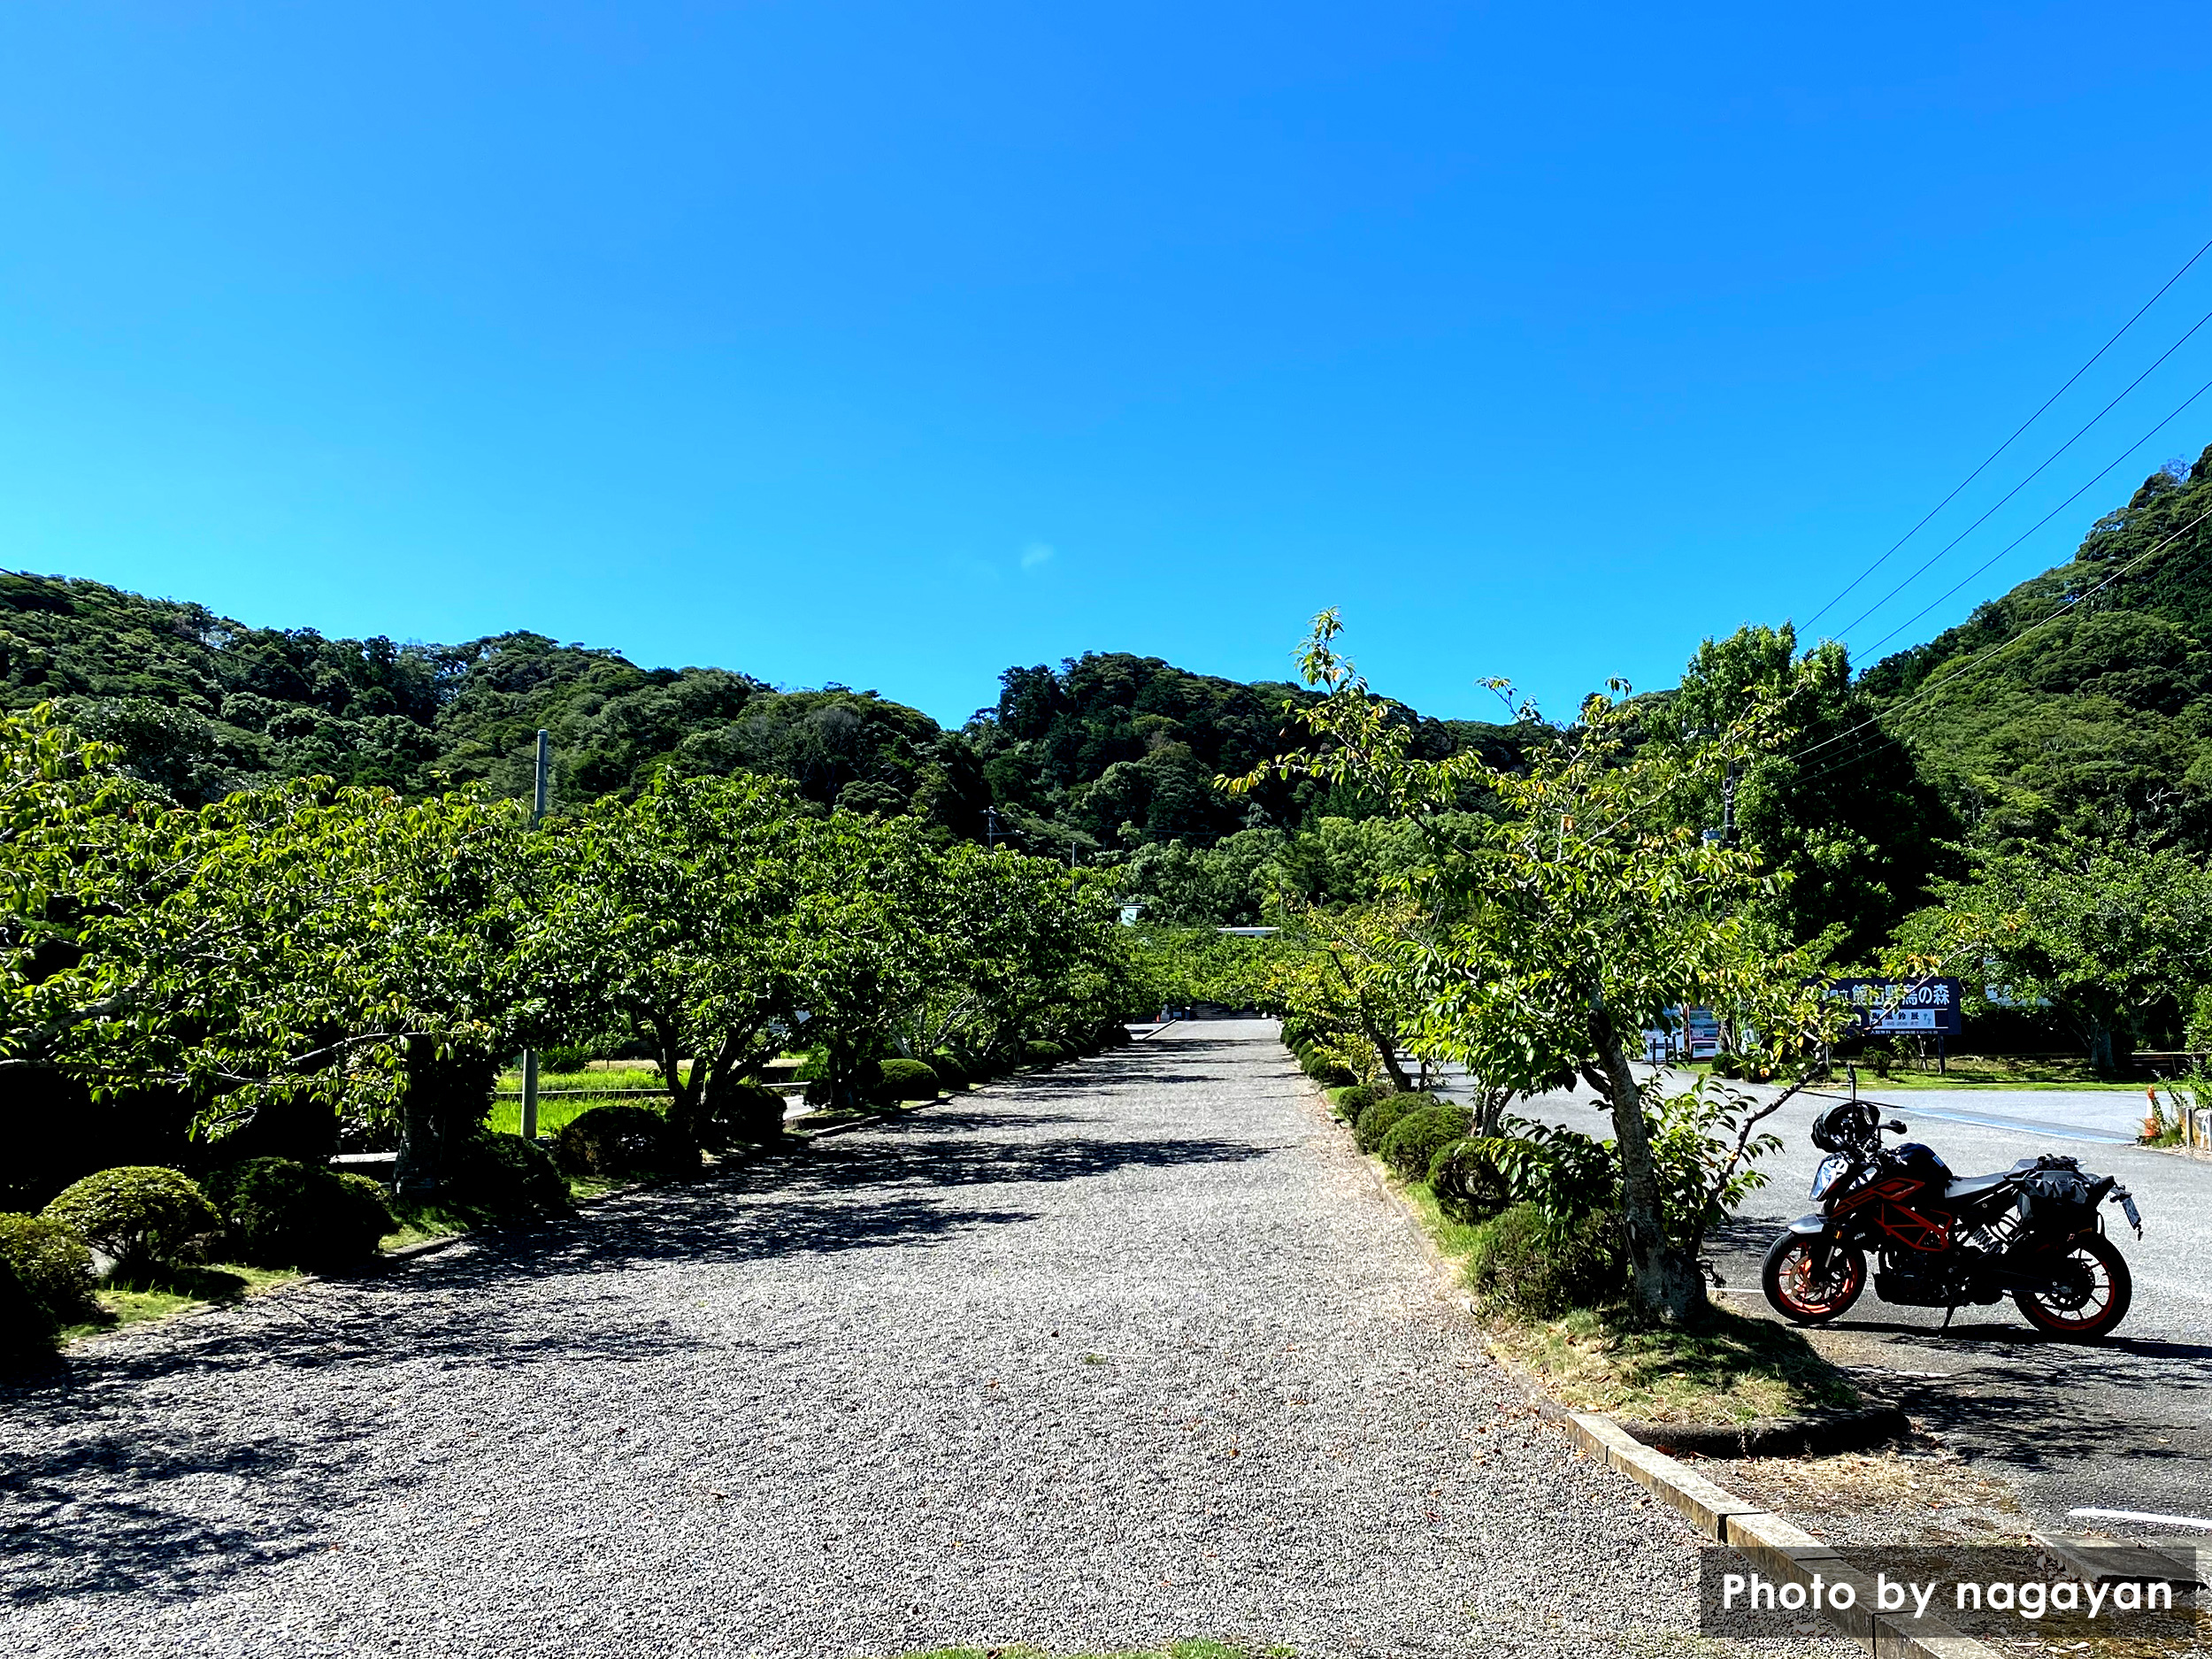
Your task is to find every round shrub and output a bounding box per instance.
[447,1133,570,1214]
[0,1259,57,1367]
[42,1167,219,1272]
[204,1157,395,1270]
[1023,1040,1071,1068]
[1332,1083,1381,1125]
[554,1104,674,1176]
[1379,1102,1475,1183]
[0,1213,101,1323]
[1429,1140,1511,1225]
[540,1044,593,1073]
[703,1082,787,1148]
[1352,1091,1429,1155]
[926,1052,970,1091]
[1464,1202,1625,1317]
[873,1059,941,1104]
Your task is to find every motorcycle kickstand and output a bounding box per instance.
[1941,1304,1956,1332]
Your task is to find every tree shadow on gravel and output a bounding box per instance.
[0,1077,1282,1610]
[0,1425,378,1610]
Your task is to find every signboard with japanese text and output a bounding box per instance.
[1824,978,1963,1036]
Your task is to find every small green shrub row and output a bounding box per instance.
[1463,1202,1626,1316]
[203,1159,395,1270]
[1299,1038,1630,1319]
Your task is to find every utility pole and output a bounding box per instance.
[986,804,1000,851]
[519,729,550,1143]
[1721,757,1741,849]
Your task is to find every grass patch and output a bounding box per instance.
[1486,1302,1860,1425]
[484,1089,667,1138]
[1396,1174,1857,1425]
[61,1262,300,1342]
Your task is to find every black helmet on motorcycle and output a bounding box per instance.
[1811,1100,1879,1154]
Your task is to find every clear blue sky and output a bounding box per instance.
[5,3,2212,726]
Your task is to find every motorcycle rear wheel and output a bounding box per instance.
[1762,1232,1866,1324]
[2013,1233,2132,1342]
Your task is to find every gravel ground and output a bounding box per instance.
[1,1020,1837,1658]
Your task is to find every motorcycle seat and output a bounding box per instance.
[1943,1171,2014,1202]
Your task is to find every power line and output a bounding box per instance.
[1803,233,2212,631]
[1830,303,2212,641]
[1787,502,2212,795]
[1854,373,2212,657]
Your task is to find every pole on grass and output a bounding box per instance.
[519,729,550,1142]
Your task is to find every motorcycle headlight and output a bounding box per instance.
[1810,1156,1847,1200]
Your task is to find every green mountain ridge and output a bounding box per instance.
[9,441,2210,875]
[1857,442,2212,853]
[0,571,1507,854]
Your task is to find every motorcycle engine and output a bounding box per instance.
[1874,1246,2002,1308]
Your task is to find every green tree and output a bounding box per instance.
[1893,838,2212,1072]
[1236,614,1842,1323]
[1650,623,1955,963]
[543,772,810,1148]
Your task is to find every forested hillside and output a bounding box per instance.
[12,436,2212,935]
[0,573,1508,855]
[1859,443,2212,856]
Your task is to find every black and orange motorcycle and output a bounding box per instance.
[1762,1097,2144,1341]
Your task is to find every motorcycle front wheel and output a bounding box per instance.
[2013,1233,2132,1342]
[1762,1232,1866,1324]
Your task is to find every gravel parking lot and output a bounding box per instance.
[1,1022,1823,1659]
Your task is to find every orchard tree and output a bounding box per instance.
[1893,838,2212,1073]
[1234,613,1844,1323]
[543,772,810,1149]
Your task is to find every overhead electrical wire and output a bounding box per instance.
[1829,303,2212,641]
[1803,233,2212,631]
[1854,373,2212,657]
[1786,502,2212,796]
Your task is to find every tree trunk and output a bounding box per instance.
[1369,1026,1413,1093]
[1591,1010,1707,1325]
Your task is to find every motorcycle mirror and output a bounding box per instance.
[1884,1118,1907,1133]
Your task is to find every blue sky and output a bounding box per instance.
[5,3,2212,726]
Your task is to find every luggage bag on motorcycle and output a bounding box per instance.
[2015,1154,2103,1240]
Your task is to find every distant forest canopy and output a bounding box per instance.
[0,571,1515,852]
[10,440,2212,956]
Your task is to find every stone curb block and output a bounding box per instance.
[1565,1411,2001,1658]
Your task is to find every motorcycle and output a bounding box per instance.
[1763,1096,2144,1341]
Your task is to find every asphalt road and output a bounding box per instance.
[1464,1068,2212,1540]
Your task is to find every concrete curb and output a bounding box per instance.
[1303,1067,1999,1659]
[1556,1410,2003,1659]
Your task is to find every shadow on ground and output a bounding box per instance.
[0,1054,1278,1611]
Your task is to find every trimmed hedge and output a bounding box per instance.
[448,1133,570,1214]
[42,1167,219,1272]
[1351,1091,1430,1154]
[703,1082,787,1147]
[1379,1103,1475,1183]
[1331,1083,1382,1125]
[0,1259,57,1366]
[554,1104,676,1176]
[926,1052,971,1091]
[873,1059,941,1104]
[1465,1202,1625,1316]
[0,1212,101,1323]
[204,1157,394,1269]
[1429,1140,1512,1225]
[1023,1040,1071,1067]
